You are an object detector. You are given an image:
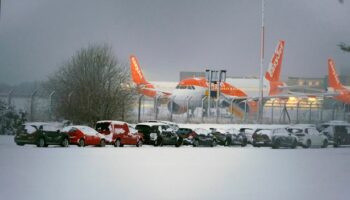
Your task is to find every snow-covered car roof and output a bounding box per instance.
[146,120,178,125]
[62,125,103,136]
[24,122,66,131]
[96,120,127,125]
[136,122,168,127]
[194,128,211,135]
[288,124,315,128]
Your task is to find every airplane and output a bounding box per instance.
[327,58,350,104]
[130,40,292,117]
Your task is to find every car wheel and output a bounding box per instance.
[78,139,85,147]
[304,139,311,148]
[333,139,340,148]
[16,142,24,146]
[321,139,328,148]
[291,139,297,149]
[61,137,69,147]
[153,139,158,147]
[37,138,45,147]
[175,139,182,147]
[241,139,247,147]
[114,139,121,147]
[100,139,106,147]
[211,140,217,147]
[252,141,260,147]
[272,139,280,149]
[159,139,163,147]
[193,140,199,147]
[136,140,143,147]
[224,139,230,146]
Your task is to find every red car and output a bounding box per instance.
[96,120,143,147]
[63,125,106,147]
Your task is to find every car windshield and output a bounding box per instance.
[23,125,37,134]
[194,128,211,135]
[177,128,192,135]
[257,129,272,135]
[288,128,303,134]
[317,124,329,132]
[96,122,110,131]
[129,126,138,134]
[135,125,151,133]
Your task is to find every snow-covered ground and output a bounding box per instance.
[1,135,349,200]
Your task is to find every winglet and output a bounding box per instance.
[265,40,285,82]
[328,58,344,90]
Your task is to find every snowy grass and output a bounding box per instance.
[0,135,349,200]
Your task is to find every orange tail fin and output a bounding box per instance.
[328,58,344,90]
[130,55,149,85]
[265,40,285,82]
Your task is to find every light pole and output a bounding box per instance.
[258,0,265,123]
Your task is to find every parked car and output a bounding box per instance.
[211,129,229,146]
[146,120,179,131]
[63,125,106,147]
[192,128,217,147]
[135,122,171,144]
[288,125,328,148]
[150,128,183,147]
[95,120,143,147]
[176,128,197,145]
[225,128,248,147]
[252,129,273,147]
[318,121,350,147]
[14,122,70,147]
[270,128,298,149]
[238,128,255,144]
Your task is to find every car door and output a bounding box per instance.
[306,128,316,146]
[345,126,350,144]
[22,125,37,144]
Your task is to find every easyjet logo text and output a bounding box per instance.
[269,42,284,77]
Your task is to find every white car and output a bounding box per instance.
[288,126,328,148]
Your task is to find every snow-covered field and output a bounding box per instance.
[1,135,349,200]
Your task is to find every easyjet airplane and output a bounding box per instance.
[327,58,350,104]
[130,40,291,117]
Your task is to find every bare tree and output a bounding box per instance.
[45,44,136,125]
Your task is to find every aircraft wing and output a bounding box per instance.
[138,85,172,96]
[278,85,326,93]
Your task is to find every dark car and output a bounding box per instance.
[192,128,217,147]
[211,131,229,146]
[151,129,183,147]
[135,122,170,145]
[14,123,69,147]
[176,128,196,145]
[225,128,248,147]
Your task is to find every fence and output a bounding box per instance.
[135,95,350,124]
[1,90,349,124]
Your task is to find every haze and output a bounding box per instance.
[0,0,349,85]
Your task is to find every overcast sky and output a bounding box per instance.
[0,0,349,85]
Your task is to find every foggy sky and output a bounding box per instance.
[0,0,350,85]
